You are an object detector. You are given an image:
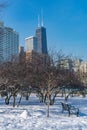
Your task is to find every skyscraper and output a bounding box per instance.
[36,22,48,54]
[25,36,37,52]
[0,22,19,62]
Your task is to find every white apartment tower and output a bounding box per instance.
[0,22,19,62]
[25,36,37,52]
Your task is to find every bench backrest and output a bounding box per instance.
[61,102,70,110]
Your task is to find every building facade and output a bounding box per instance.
[73,59,83,72]
[0,22,19,62]
[19,46,26,63]
[79,61,87,73]
[58,58,73,71]
[19,46,24,54]
[25,36,37,52]
[36,26,48,54]
[26,50,50,67]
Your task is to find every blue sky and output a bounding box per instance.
[1,0,87,60]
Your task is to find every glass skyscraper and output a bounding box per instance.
[0,22,19,62]
[36,26,48,54]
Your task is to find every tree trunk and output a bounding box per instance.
[47,93,50,117]
[13,95,16,107]
[44,93,47,103]
[25,92,31,100]
[5,95,12,105]
[5,96,9,105]
[17,94,22,107]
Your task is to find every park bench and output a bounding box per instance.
[60,102,79,117]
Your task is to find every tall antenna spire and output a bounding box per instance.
[38,15,40,27]
[41,9,44,26]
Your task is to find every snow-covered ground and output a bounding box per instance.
[0,94,87,130]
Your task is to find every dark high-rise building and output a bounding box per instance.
[36,26,48,54]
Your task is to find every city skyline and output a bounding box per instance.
[1,0,87,60]
[25,22,48,54]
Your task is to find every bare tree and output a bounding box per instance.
[0,51,85,110]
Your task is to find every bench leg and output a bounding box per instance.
[76,111,79,117]
[68,110,70,117]
[62,108,64,113]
